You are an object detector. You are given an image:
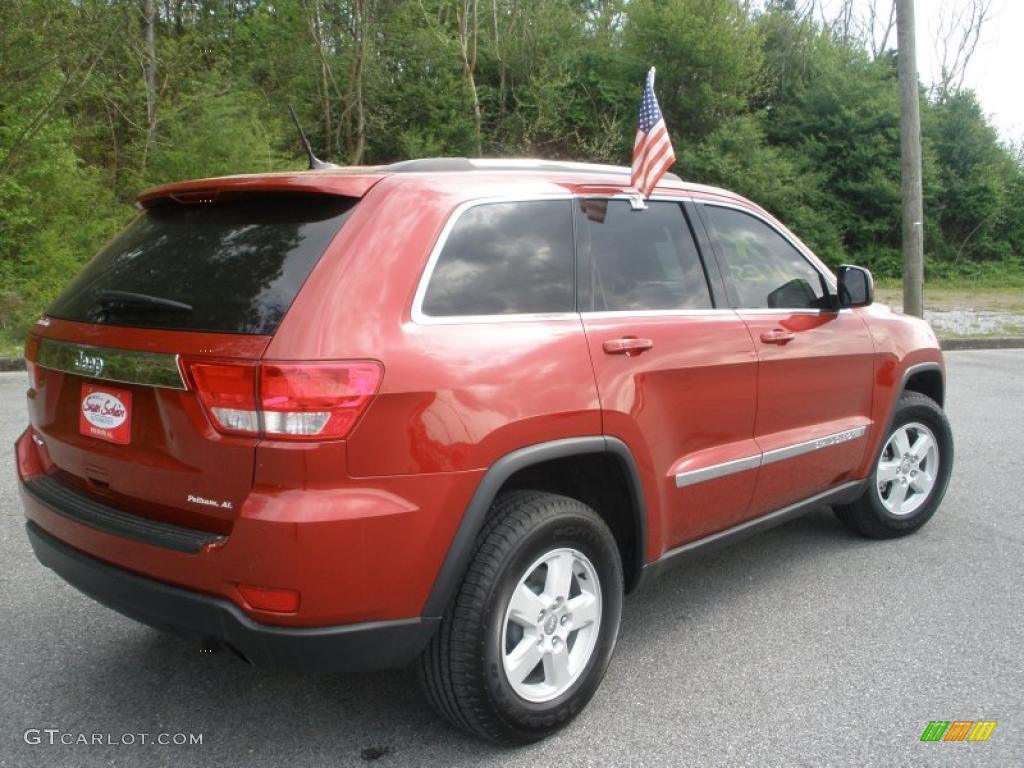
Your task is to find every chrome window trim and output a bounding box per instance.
[411,193,717,325]
[35,338,187,390]
[409,192,841,324]
[698,199,839,297]
[674,426,868,488]
[410,194,576,326]
[736,308,853,316]
[581,308,732,319]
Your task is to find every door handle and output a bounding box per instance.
[603,337,654,355]
[760,329,796,344]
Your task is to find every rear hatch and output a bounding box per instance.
[26,189,361,534]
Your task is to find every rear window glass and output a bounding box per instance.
[47,194,355,334]
[421,200,575,317]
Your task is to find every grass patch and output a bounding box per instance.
[874,263,1024,313]
[874,285,1024,313]
[0,336,24,359]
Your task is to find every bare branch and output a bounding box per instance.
[865,0,896,58]
[933,0,994,99]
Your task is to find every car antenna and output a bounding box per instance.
[288,104,341,170]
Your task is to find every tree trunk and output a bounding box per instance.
[457,0,482,156]
[141,0,158,169]
[492,0,507,115]
[347,0,368,164]
[301,0,335,158]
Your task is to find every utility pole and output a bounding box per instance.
[897,0,924,317]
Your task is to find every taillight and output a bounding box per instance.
[187,361,382,441]
[260,363,382,439]
[24,334,43,390]
[189,362,259,435]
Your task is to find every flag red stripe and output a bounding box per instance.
[632,118,674,195]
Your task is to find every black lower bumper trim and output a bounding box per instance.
[23,474,224,554]
[26,522,439,673]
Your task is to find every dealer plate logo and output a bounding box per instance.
[81,392,127,430]
[79,384,132,445]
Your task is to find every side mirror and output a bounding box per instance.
[837,265,874,308]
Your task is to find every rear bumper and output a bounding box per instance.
[26,521,439,673]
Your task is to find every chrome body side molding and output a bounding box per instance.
[674,426,868,488]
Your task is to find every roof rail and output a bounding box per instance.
[384,157,682,182]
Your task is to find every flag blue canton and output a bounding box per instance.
[638,79,662,133]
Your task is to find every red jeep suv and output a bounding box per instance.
[17,158,953,743]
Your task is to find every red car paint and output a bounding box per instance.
[16,163,943,651]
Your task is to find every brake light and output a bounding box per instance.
[187,361,382,440]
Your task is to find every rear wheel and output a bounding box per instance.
[835,391,953,538]
[418,490,623,744]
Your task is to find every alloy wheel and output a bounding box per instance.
[501,547,603,703]
[876,421,940,517]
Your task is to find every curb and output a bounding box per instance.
[940,337,1024,351]
[1,337,1022,373]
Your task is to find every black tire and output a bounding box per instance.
[835,391,953,539]
[417,490,623,745]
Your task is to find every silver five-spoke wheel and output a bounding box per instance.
[876,421,939,516]
[501,547,602,703]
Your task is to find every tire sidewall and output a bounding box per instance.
[481,507,623,738]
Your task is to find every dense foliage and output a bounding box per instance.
[2,0,1022,348]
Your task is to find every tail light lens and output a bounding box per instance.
[187,360,382,441]
[189,362,259,435]
[260,363,382,438]
[25,334,43,390]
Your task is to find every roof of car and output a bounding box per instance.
[137,157,739,207]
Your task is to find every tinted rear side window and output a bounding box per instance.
[577,199,712,311]
[421,200,574,317]
[47,194,355,334]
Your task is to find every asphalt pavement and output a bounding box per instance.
[1,350,1021,767]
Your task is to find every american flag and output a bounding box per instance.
[631,68,676,197]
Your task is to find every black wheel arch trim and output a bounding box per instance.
[897,360,944,406]
[875,361,945,463]
[421,436,648,617]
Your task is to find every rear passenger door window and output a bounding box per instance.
[576,199,713,311]
[701,205,826,310]
[420,200,574,317]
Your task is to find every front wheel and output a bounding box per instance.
[418,490,623,744]
[835,391,953,538]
